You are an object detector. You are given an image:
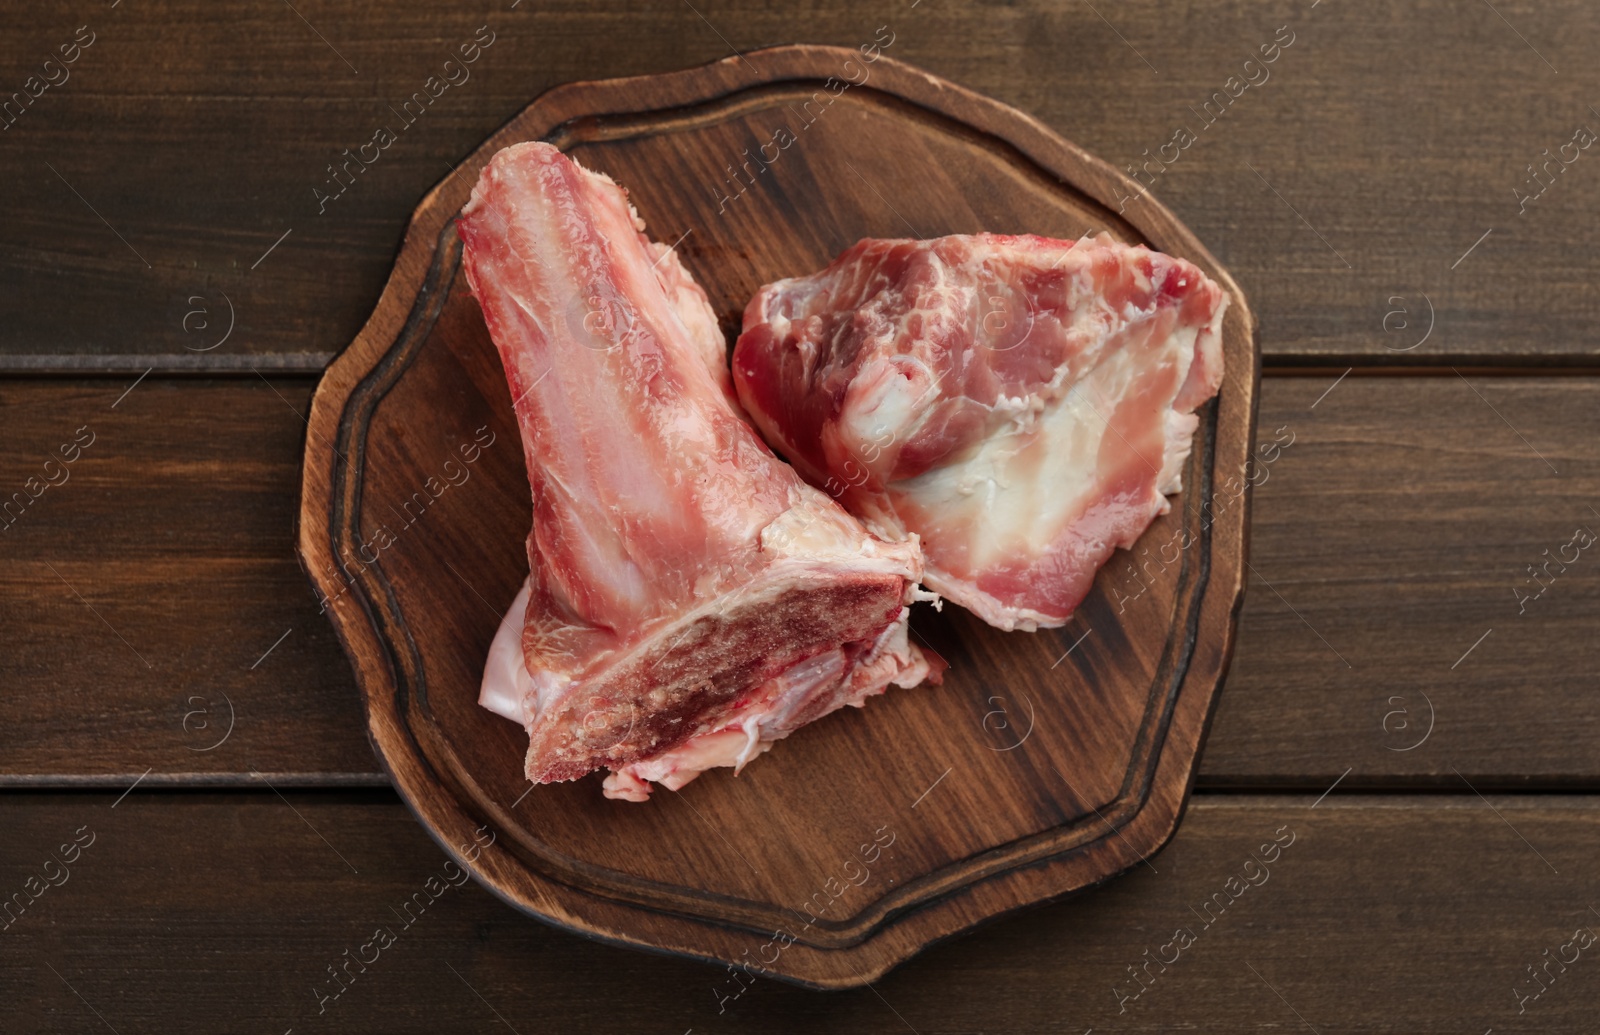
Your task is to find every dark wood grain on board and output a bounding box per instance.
[3,791,1597,1032]
[4,374,1598,787]
[294,44,1257,987]
[2,0,1597,367]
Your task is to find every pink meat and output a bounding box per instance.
[459,143,937,801]
[732,233,1227,631]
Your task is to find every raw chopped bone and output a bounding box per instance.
[733,232,1227,631]
[459,143,937,800]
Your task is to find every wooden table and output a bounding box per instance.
[4,1,1597,1030]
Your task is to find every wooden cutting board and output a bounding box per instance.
[298,43,1258,989]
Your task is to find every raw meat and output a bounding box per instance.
[459,142,936,801]
[732,233,1227,632]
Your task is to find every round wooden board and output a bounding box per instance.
[298,44,1258,989]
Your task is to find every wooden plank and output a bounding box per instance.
[3,373,1598,786]
[2,0,1596,366]
[1204,371,1600,787]
[0,377,379,783]
[2,791,1596,1031]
